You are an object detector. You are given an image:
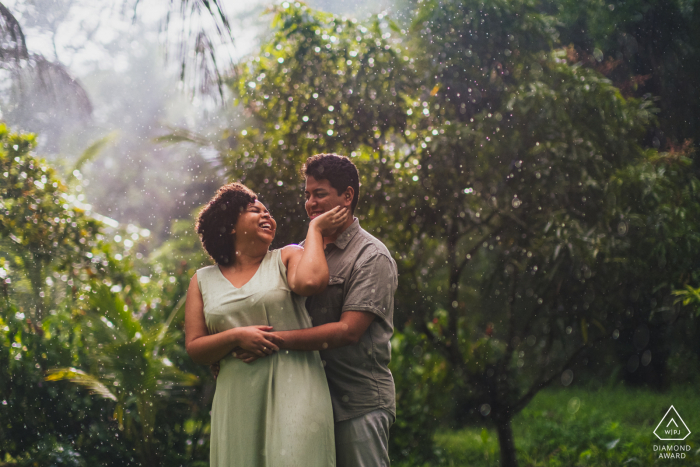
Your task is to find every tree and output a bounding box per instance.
[0,123,103,325]
[47,285,198,466]
[552,0,700,152]
[0,125,132,466]
[1,126,213,465]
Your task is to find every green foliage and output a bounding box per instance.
[0,125,212,466]
[390,326,454,465]
[552,0,700,149]
[433,386,700,466]
[0,123,104,322]
[47,284,199,465]
[0,300,132,466]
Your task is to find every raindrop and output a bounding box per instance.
[641,350,652,366]
[480,404,491,416]
[302,116,309,122]
[567,397,581,414]
[626,355,640,372]
[617,221,628,235]
[612,329,620,339]
[633,325,649,350]
[561,369,574,386]
[511,196,522,208]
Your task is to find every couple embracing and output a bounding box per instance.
[185,154,397,466]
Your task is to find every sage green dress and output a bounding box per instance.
[197,249,335,467]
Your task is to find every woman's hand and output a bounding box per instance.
[232,349,260,364]
[309,206,350,237]
[234,325,284,357]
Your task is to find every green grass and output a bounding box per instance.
[433,386,700,466]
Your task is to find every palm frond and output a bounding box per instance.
[72,131,119,174]
[154,127,210,146]
[153,293,187,357]
[19,54,92,113]
[161,0,235,99]
[46,367,118,401]
[0,2,28,67]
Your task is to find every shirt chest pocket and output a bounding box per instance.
[324,275,346,313]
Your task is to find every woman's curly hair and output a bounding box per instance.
[196,183,257,265]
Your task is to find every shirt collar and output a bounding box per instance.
[330,217,360,250]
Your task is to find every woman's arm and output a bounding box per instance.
[184,274,283,365]
[283,206,348,296]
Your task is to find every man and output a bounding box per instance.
[228,154,398,466]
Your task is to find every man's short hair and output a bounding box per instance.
[196,183,257,265]
[302,154,360,212]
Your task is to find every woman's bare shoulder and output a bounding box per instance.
[279,244,303,264]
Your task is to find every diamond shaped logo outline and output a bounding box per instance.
[654,405,691,441]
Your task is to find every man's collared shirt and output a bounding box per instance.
[303,218,397,422]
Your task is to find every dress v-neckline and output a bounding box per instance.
[216,252,267,290]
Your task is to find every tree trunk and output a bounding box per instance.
[495,417,518,467]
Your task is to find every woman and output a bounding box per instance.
[184,183,348,466]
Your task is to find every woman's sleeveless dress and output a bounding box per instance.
[197,249,335,467]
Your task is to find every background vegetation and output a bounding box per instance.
[2,0,700,466]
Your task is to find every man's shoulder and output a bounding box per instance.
[350,227,395,266]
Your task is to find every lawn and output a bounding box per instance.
[433,386,700,466]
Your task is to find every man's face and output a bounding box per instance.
[304,175,350,220]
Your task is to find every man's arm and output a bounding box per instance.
[231,311,375,363]
[274,310,376,351]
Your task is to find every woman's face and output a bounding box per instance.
[233,200,276,246]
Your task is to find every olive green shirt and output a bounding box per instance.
[303,218,397,422]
